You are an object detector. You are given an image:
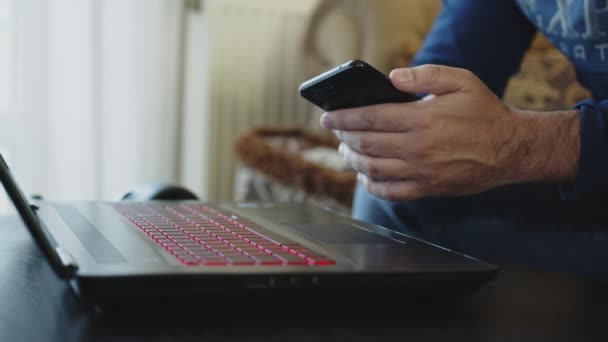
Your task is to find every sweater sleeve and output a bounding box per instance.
[412,0,536,97]
[561,100,608,199]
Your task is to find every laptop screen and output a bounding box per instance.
[0,154,74,277]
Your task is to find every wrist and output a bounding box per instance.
[504,108,580,186]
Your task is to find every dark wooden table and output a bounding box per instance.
[0,215,606,342]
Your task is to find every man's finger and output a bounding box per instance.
[320,102,419,131]
[339,143,413,181]
[335,131,409,158]
[389,64,474,96]
[357,174,424,201]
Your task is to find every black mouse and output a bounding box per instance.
[119,182,199,201]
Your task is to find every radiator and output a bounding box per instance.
[181,0,320,201]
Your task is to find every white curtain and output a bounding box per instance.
[13,0,183,201]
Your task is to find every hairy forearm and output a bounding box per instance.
[505,108,580,186]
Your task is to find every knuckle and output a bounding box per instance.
[386,110,406,131]
[423,171,441,189]
[363,109,378,130]
[412,139,432,159]
[412,111,433,129]
[417,145,432,159]
[355,137,374,154]
[333,112,345,129]
[390,137,404,157]
[459,68,476,81]
[366,160,382,179]
[452,67,478,87]
[421,64,441,84]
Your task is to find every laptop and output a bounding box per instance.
[0,154,498,306]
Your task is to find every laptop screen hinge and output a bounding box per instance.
[55,246,79,276]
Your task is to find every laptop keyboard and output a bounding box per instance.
[114,203,336,267]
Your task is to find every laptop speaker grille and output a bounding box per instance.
[54,204,126,263]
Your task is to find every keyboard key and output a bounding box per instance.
[200,258,228,266]
[308,259,336,266]
[272,253,308,265]
[250,254,283,265]
[225,255,255,265]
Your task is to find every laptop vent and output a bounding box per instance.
[54,204,126,263]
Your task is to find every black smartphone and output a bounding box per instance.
[299,59,419,111]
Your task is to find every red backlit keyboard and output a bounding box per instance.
[114,203,336,267]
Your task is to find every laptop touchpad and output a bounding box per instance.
[282,223,390,244]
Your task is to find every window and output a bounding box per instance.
[0,0,13,214]
[0,0,11,113]
[0,1,188,215]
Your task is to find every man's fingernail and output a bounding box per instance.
[320,113,333,129]
[391,68,414,83]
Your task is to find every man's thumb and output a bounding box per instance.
[389,64,470,96]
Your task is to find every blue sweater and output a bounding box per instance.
[352,0,608,275]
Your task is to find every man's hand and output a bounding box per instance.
[321,64,580,201]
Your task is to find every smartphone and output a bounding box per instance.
[299,59,419,111]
